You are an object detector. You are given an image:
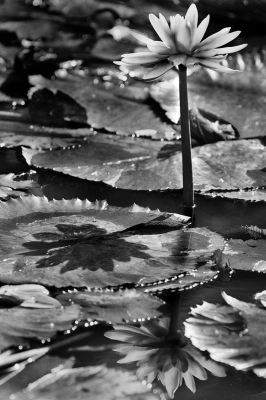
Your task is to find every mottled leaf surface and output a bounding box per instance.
[0,173,42,199]
[225,238,266,273]
[12,365,161,400]
[30,75,176,139]
[185,292,266,377]
[204,189,266,202]
[0,196,225,288]
[0,119,93,149]
[24,137,266,191]
[57,289,165,323]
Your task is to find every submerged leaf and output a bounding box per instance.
[0,196,225,288]
[0,173,42,199]
[225,238,266,273]
[12,365,161,400]
[185,292,266,377]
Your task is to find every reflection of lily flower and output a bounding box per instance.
[115,4,247,81]
[105,318,226,398]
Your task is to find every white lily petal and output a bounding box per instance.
[194,48,219,58]
[176,18,191,53]
[198,27,231,49]
[149,14,175,48]
[117,348,158,363]
[170,15,178,37]
[199,30,241,51]
[143,61,174,81]
[185,4,198,45]
[215,43,247,54]
[192,14,210,48]
[187,356,208,380]
[147,41,174,55]
[200,60,240,73]
[163,367,182,398]
[168,54,187,67]
[183,56,200,66]
[131,31,154,45]
[183,371,196,393]
[122,52,164,65]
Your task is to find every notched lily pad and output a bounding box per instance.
[57,289,166,323]
[185,292,266,377]
[23,136,266,192]
[0,173,42,199]
[189,107,239,145]
[0,119,93,149]
[0,196,224,288]
[12,365,161,400]
[29,74,176,139]
[225,238,266,273]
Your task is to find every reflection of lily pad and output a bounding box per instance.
[185,292,266,378]
[57,289,166,323]
[23,137,266,191]
[12,365,161,400]
[0,196,225,288]
[0,303,79,352]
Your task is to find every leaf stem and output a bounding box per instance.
[178,64,195,216]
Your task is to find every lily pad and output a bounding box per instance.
[225,238,266,273]
[185,292,266,377]
[0,119,93,149]
[0,196,225,288]
[203,189,266,202]
[57,289,166,324]
[23,136,266,192]
[29,74,176,139]
[12,365,161,400]
[0,173,42,199]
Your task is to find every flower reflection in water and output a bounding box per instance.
[105,317,226,398]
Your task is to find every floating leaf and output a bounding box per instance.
[24,136,266,191]
[225,238,266,273]
[0,119,93,149]
[242,225,266,239]
[185,292,266,377]
[0,196,225,288]
[189,78,266,139]
[0,284,61,309]
[143,267,219,294]
[189,107,239,145]
[203,189,266,202]
[57,289,166,324]
[12,365,161,400]
[150,78,180,124]
[29,74,176,139]
[0,173,42,199]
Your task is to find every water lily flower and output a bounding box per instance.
[105,318,226,398]
[115,4,247,81]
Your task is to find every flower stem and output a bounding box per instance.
[178,64,194,216]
